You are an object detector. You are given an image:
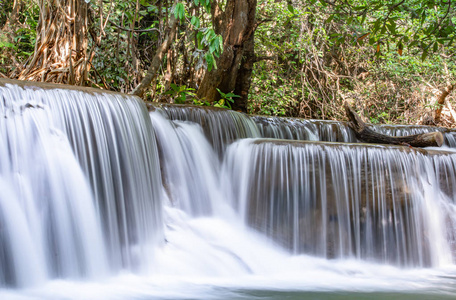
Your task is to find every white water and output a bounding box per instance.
[2,206,456,299]
[1,82,456,299]
[0,89,108,287]
[253,115,456,147]
[223,140,456,267]
[150,112,224,216]
[0,83,162,288]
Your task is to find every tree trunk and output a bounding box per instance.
[17,0,91,85]
[233,32,255,112]
[197,0,257,112]
[434,83,455,123]
[131,15,178,98]
[345,102,444,147]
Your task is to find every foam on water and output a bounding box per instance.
[1,206,456,299]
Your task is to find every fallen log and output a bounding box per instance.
[344,102,444,147]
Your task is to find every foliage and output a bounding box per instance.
[0,0,39,76]
[324,0,455,59]
[2,0,455,126]
[248,0,455,126]
[214,88,240,109]
[164,83,196,104]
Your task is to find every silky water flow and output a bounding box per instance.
[1,80,456,299]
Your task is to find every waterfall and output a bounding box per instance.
[223,139,456,267]
[0,81,163,287]
[150,111,224,216]
[253,115,456,146]
[156,104,260,155]
[2,79,456,298]
[253,115,356,142]
[373,124,456,147]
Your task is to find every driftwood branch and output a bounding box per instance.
[344,102,444,147]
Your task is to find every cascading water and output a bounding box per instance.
[150,111,223,216]
[374,124,456,147]
[156,104,260,155]
[0,81,162,288]
[223,139,456,267]
[2,79,456,299]
[253,115,356,142]
[0,94,107,287]
[253,115,456,147]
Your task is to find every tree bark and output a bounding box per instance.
[345,102,444,147]
[131,15,178,98]
[434,83,455,123]
[17,0,91,85]
[197,0,257,112]
[233,33,255,112]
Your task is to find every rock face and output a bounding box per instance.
[224,139,456,267]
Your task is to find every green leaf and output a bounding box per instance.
[437,38,446,45]
[386,20,396,35]
[174,2,185,20]
[421,50,428,61]
[218,35,223,51]
[433,41,438,52]
[225,93,240,99]
[191,16,200,28]
[216,88,226,98]
[287,4,294,14]
[196,31,204,48]
[209,42,216,54]
[372,19,381,34]
[360,13,367,25]
[206,52,215,71]
[325,15,334,24]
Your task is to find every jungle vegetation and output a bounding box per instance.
[1,0,455,126]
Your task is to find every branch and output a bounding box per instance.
[131,15,178,97]
[427,0,452,37]
[344,101,444,147]
[380,0,406,31]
